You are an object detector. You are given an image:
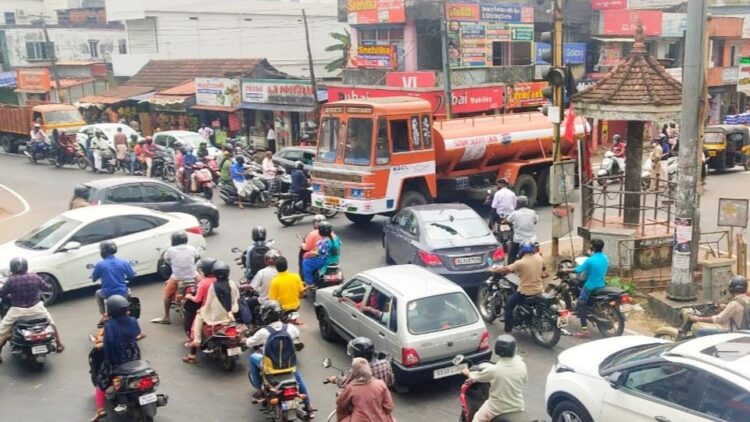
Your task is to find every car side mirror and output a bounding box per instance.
[322,358,331,368]
[608,371,625,389]
[60,241,81,252]
[332,289,342,298]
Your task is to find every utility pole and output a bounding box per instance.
[302,9,319,116]
[550,0,564,258]
[667,0,709,301]
[38,15,62,102]
[440,0,453,119]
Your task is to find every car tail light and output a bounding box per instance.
[418,250,442,266]
[224,326,238,338]
[401,347,420,367]
[186,226,203,235]
[491,247,505,261]
[478,331,490,351]
[558,309,570,318]
[281,387,298,399]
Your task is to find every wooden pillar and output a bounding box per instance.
[624,120,644,225]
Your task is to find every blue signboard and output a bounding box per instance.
[536,42,587,65]
[479,3,523,22]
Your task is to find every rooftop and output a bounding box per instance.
[125,59,286,90]
[362,265,462,298]
[61,204,169,220]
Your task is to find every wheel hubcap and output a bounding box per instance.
[560,411,582,422]
[199,219,211,234]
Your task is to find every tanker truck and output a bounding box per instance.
[310,97,586,224]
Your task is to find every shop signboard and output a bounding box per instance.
[598,43,623,67]
[535,42,587,65]
[506,82,547,109]
[601,10,663,36]
[510,24,533,41]
[591,0,627,10]
[385,71,436,88]
[351,44,398,69]
[195,78,240,107]
[447,2,533,23]
[327,85,504,115]
[737,57,750,95]
[241,79,316,106]
[661,13,687,38]
[347,0,405,25]
[16,68,51,91]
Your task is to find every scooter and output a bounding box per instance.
[641,156,679,189]
[104,360,169,422]
[189,162,215,200]
[197,322,246,371]
[454,354,507,422]
[25,141,55,165]
[597,151,625,185]
[203,156,221,183]
[219,172,273,208]
[0,300,56,371]
[276,190,338,227]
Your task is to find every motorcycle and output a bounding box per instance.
[151,151,177,182]
[202,156,221,183]
[104,360,169,422]
[653,303,719,341]
[100,146,118,174]
[53,139,88,169]
[546,259,630,337]
[25,141,55,165]
[0,300,56,370]
[196,322,246,371]
[476,272,566,348]
[454,354,508,422]
[641,156,679,189]
[597,151,625,185]
[276,190,338,227]
[219,172,273,208]
[188,162,215,200]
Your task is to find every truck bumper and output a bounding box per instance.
[311,193,393,215]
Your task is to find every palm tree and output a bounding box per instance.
[325,29,350,73]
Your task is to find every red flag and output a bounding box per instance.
[564,105,576,142]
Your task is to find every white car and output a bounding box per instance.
[76,123,143,149]
[545,333,750,422]
[0,205,206,304]
[153,130,220,158]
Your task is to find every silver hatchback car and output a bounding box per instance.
[314,265,491,390]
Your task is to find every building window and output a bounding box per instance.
[4,12,16,25]
[25,41,53,60]
[89,40,100,58]
[56,10,70,25]
[118,39,127,54]
[711,39,725,67]
[358,27,404,45]
[491,42,532,66]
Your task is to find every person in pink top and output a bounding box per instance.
[181,258,217,364]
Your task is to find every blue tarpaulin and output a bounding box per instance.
[0,72,17,88]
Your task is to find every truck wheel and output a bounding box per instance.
[0,136,16,154]
[513,174,538,208]
[399,189,429,209]
[345,213,374,224]
[536,169,550,205]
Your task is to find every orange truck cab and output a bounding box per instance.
[310,97,586,224]
[0,103,85,153]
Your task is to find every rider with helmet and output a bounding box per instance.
[300,214,326,272]
[91,241,136,321]
[152,231,199,325]
[301,221,338,286]
[182,145,199,193]
[506,195,538,264]
[490,241,544,334]
[325,337,395,388]
[690,275,749,335]
[181,257,218,363]
[245,226,273,280]
[69,185,90,209]
[290,160,309,206]
[611,134,625,158]
[231,155,251,208]
[461,335,527,422]
[245,250,280,325]
[0,257,64,362]
[245,300,313,416]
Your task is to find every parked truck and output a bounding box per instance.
[310,97,587,224]
[0,103,86,153]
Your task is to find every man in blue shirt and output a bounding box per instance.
[290,161,309,206]
[568,238,608,338]
[92,240,136,319]
[231,155,251,208]
[182,146,199,193]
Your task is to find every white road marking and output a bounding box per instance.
[0,183,31,222]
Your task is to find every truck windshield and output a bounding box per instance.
[44,110,84,124]
[703,132,723,144]
[318,117,339,163]
[344,118,373,166]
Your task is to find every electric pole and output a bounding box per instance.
[37,15,62,102]
[550,0,564,258]
[302,9,319,116]
[667,0,709,301]
[441,0,453,118]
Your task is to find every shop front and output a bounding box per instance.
[191,78,243,147]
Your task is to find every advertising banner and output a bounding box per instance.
[506,82,547,109]
[591,0,627,10]
[195,78,240,107]
[385,71,436,88]
[601,10,663,36]
[241,79,315,106]
[661,13,687,38]
[447,2,533,23]
[536,42,587,65]
[351,44,398,69]
[598,43,624,67]
[16,68,51,91]
[737,57,750,96]
[347,0,405,25]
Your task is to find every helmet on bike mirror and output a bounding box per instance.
[729,275,748,295]
[518,241,535,259]
[99,240,117,258]
[347,337,375,361]
[9,257,28,275]
[494,334,517,358]
[515,195,529,209]
[198,257,217,276]
[212,261,230,280]
[106,295,130,318]
[261,300,282,324]
[251,226,267,242]
[171,230,188,246]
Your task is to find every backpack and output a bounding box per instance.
[731,296,750,332]
[262,324,297,373]
[246,244,270,278]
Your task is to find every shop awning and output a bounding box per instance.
[239,102,316,113]
[191,104,239,112]
[78,85,155,105]
[591,37,635,43]
[128,92,155,101]
[15,88,48,94]
[143,94,192,106]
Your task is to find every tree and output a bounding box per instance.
[324,29,350,73]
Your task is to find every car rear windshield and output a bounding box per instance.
[407,292,479,335]
[15,216,81,250]
[701,336,750,362]
[423,212,490,240]
[599,341,677,373]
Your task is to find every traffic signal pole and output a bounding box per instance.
[551,0,564,258]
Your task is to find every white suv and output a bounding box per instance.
[545,333,750,422]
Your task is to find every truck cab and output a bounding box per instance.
[32,104,86,136]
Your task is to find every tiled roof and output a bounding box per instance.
[77,85,155,104]
[158,81,195,96]
[125,59,284,90]
[572,26,682,108]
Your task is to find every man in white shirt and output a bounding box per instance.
[261,151,277,178]
[266,123,277,154]
[198,124,213,142]
[490,178,516,228]
[506,195,538,264]
[246,250,279,325]
[152,231,199,325]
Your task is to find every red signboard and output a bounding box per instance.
[601,10,663,36]
[446,3,480,21]
[347,0,405,25]
[591,0,627,10]
[385,71,437,88]
[351,44,398,70]
[506,82,548,109]
[327,85,504,115]
[16,68,52,91]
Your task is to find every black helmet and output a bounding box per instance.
[212,261,230,280]
[106,295,130,318]
[9,257,28,275]
[347,337,375,360]
[74,185,88,199]
[516,195,529,209]
[171,230,188,246]
[235,155,245,165]
[198,257,217,276]
[99,240,117,258]
[729,275,748,295]
[495,334,517,358]
[318,221,333,237]
[261,300,282,324]
[251,226,267,242]
[173,141,183,151]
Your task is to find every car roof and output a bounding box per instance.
[82,177,170,189]
[60,204,170,221]
[360,265,463,298]
[406,203,478,220]
[665,333,750,378]
[155,130,200,137]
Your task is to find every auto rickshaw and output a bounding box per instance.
[703,125,750,171]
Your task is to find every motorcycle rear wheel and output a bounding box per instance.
[77,156,88,169]
[531,322,562,348]
[277,202,297,227]
[476,286,499,323]
[594,303,626,337]
[162,165,176,182]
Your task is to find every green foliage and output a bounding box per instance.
[324,29,350,74]
[606,276,637,296]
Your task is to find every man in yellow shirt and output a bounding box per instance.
[269,257,307,311]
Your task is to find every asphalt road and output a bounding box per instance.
[0,153,746,422]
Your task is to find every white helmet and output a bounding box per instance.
[313,214,326,226]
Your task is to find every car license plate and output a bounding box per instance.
[31,345,48,355]
[138,393,157,406]
[433,363,468,379]
[227,346,242,356]
[557,316,569,328]
[454,256,482,265]
[325,197,340,206]
[499,224,511,231]
[281,400,297,410]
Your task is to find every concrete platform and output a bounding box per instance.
[646,290,712,326]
